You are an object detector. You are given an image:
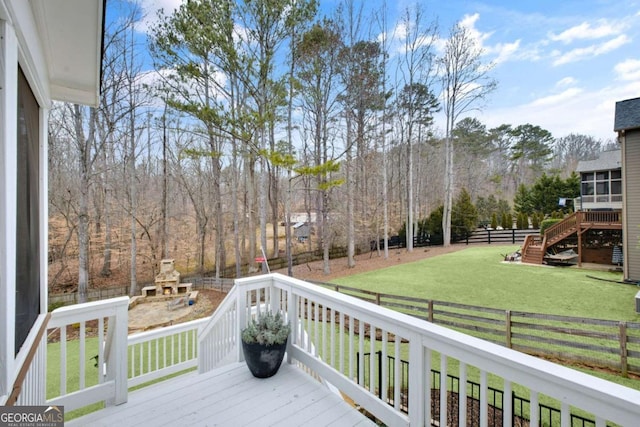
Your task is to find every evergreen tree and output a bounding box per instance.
[491,212,498,229]
[452,188,478,238]
[532,212,540,229]
[501,212,510,229]
[514,184,533,214]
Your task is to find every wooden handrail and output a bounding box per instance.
[5,312,51,406]
[544,212,579,243]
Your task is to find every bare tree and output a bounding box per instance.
[296,20,344,274]
[438,23,496,246]
[395,5,438,251]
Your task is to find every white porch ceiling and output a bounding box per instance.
[30,0,104,106]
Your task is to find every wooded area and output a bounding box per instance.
[47,0,617,301]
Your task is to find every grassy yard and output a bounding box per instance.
[333,245,640,321]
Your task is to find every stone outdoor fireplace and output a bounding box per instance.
[142,259,191,297]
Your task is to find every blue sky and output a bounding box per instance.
[129,0,640,141]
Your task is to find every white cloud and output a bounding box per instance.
[615,59,640,81]
[470,78,640,141]
[485,40,521,64]
[549,20,621,44]
[459,13,493,46]
[556,77,577,88]
[530,88,584,107]
[451,13,523,65]
[135,0,182,33]
[552,34,630,66]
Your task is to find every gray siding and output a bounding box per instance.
[624,131,640,282]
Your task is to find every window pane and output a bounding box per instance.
[596,181,609,195]
[582,182,594,195]
[596,171,608,180]
[581,172,594,182]
[15,67,40,355]
[611,181,622,195]
[611,170,622,179]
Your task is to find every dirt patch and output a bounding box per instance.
[127,289,226,333]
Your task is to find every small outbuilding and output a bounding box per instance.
[293,222,311,242]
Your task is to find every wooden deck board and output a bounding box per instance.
[67,363,375,427]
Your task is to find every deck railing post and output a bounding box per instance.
[237,283,247,362]
[104,298,129,407]
[408,337,425,425]
[287,291,299,365]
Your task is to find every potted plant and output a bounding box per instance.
[241,311,291,378]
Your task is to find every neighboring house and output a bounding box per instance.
[0,0,104,404]
[614,96,640,283]
[575,150,622,211]
[288,212,316,224]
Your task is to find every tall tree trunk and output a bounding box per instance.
[406,123,414,251]
[161,106,169,259]
[212,157,225,278]
[232,137,242,278]
[247,160,257,272]
[100,135,112,277]
[347,115,356,268]
[74,105,93,304]
[128,101,137,296]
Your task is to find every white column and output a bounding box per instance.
[0,18,18,403]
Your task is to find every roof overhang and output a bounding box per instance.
[30,0,104,106]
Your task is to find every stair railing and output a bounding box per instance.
[543,212,579,246]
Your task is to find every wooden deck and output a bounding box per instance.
[67,362,375,427]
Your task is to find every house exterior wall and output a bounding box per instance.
[623,130,640,282]
[576,150,623,211]
[0,15,50,402]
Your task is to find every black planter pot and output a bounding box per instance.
[241,339,288,378]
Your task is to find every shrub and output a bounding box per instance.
[540,218,563,235]
[532,212,541,229]
[241,311,291,346]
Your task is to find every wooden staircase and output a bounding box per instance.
[521,211,622,265]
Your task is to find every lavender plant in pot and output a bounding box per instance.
[241,311,291,378]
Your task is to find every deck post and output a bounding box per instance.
[104,297,129,406]
[237,284,247,362]
[287,292,299,365]
[408,336,425,426]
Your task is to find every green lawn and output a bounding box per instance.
[334,245,640,321]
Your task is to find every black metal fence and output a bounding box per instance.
[357,351,599,426]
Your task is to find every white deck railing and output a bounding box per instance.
[199,273,640,427]
[16,297,130,411]
[128,318,207,388]
[14,272,640,425]
[198,286,238,372]
[17,296,207,412]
